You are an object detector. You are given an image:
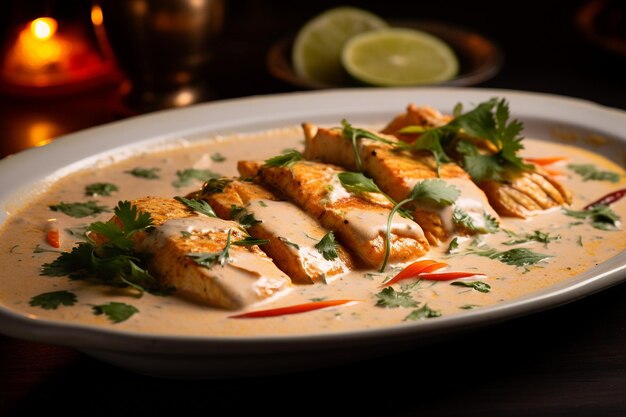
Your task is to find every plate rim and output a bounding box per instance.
[1,87,625,356]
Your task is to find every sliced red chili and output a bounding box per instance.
[418,271,486,281]
[229,299,357,319]
[381,260,447,287]
[583,188,626,210]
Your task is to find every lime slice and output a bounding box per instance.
[292,7,388,85]
[341,28,459,86]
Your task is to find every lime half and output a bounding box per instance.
[292,7,388,85]
[341,28,459,86]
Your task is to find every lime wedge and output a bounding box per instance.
[292,7,388,85]
[341,28,459,86]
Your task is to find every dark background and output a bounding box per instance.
[1,0,625,416]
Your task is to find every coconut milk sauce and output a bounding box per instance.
[0,126,624,337]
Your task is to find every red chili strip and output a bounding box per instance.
[583,188,626,210]
[381,260,447,287]
[524,157,567,166]
[229,300,357,319]
[418,271,486,281]
[46,229,60,248]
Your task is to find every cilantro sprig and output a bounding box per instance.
[188,230,233,269]
[49,201,110,218]
[315,231,339,260]
[563,205,620,231]
[263,150,303,168]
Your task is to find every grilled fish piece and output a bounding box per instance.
[303,124,499,244]
[381,104,573,218]
[242,159,429,269]
[99,196,291,309]
[194,178,355,284]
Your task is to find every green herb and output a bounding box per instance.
[230,205,244,219]
[577,236,583,247]
[188,230,233,269]
[447,237,459,254]
[340,120,406,172]
[375,287,418,308]
[202,178,232,195]
[337,171,383,195]
[404,304,441,320]
[125,167,160,179]
[258,200,268,207]
[567,164,620,183]
[210,152,226,162]
[563,205,620,231]
[229,205,261,227]
[278,237,300,250]
[407,179,460,206]
[502,229,561,247]
[172,168,220,188]
[263,150,303,168]
[314,231,339,260]
[466,244,552,269]
[309,297,327,302]
[49,201,110,218]
[174,196,217,218]
[41,201,160,294]
[451,281,491,293]
[93,302,139,323]
[233,236,270,246]
[453,208,499,233]
[180,231,192,238]
[85,182,119,197]
[29,290,77,310]
[460,304,480,310]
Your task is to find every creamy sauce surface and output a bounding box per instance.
[0,125,625,337]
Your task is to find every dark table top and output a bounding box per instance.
[1,0,625,416]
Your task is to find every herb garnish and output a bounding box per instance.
[466,245,553,270]
[263,150,303,168]
[49,201,110,218]
[174,196,217,218]
[315,231,339,260]
[211,152,226,162]
[279,237,300,250]
[125,167,160,179]
[404,304,441,320]
[375,287,418,308]
[85,182,119,197]
[502,229,561,247]
[233,236,270,246]
[29,290,77,310]
[452,208,499,233]
[42,201,160,294]
[563,205,620,231]
[188,230,233,269]
[202,178,232,195]
[568,164,620,183]
[172,168,220,188]
[450,281,491,293]
[93,302,139,323]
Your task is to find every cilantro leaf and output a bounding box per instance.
[188,230,233,269]
[563,205,620,231]
[278,237,300,250]
[93,302,139,323]
[455,140,505,182]
[451,281,491,293]
[125,167,160,179]
[202,178,232,195]
[568,164,620,183]
[174,196,217,218]
[447,237,460,254]
[210,152,226,162]
[467,245,552,269]
[29,290,77,310]
[340,120,406,172]
[404,304,441,320]
[375,287,418,308]
[85,182,119,197]
[263,150,303,168]
[315,231,339,260]
[49,201,110,218]
[87,201,154,250]
[173,168,220,188]
[502,229,561,247]
[337,172,382,195]
[408,179,460,206]
[41,242,92,276]
[452,208,499,233]
[230,206,261,227]
[233,236,270,246]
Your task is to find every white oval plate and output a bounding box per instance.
[1,88,625,378]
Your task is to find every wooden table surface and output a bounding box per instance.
[1,1,625,415]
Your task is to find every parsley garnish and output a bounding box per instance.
[340,120,407,172]
[567,164,620,183]
[188,230,233,269]
[49,201,110,218]
[460,304,480,310]
[29,290,77,310]
[466,245,552,269]
[174,196,217,217]
[447,237,460,254]
[202,178,232,195]
[93,302,139,323]
[453,208,499,233]
[211,152,226,162]
[85,182,119,197]
[404,304,441,320]
[230,205,262,227]
[502,229,561,247]
[172,168,220,188]
[41,201,160,293]
[563,205,620,231]
[337,171,384,195]
[125,167,160,179]
[451,281,491,293]
[278,237,300,250]
[375,287,418,308]
[263,150,303,168]
[232,236,270,246]
[315,231,339,260]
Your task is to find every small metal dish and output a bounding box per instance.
[267,20,504,89]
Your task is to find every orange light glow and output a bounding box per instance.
[31,17,57,40]
[28,121,58,148]
[91,5,104,26]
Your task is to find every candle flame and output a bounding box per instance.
[31,18,57,41]
[91,5,104,26]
